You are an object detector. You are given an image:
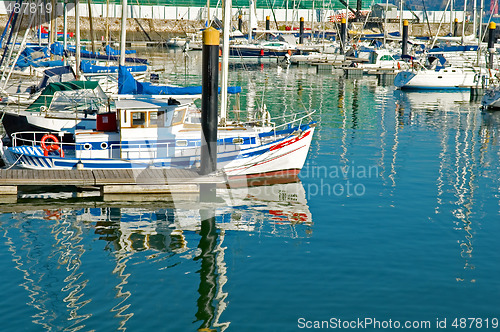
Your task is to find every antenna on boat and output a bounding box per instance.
[119,0,128,67]
[75,0,81,79]
[220,0,231,127]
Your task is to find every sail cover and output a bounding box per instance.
[118,66,241,95]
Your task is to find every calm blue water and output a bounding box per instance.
[1,51,499,331]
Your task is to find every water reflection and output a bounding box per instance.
[0,181,312,331]
[2,212,90,331]
[389,89,500,283]
[395,90,470,113]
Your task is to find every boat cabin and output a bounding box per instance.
[74,99,201,160]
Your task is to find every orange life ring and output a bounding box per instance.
[40,134,65,158]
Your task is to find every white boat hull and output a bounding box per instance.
[1,125,315,180]
[395,68,482,90]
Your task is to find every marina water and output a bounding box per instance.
[0,50,499,331]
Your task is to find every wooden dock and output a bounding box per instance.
[0,168,224,197]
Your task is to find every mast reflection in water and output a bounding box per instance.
[0,182,312,331]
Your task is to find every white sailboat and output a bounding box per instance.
[394,66,485,90]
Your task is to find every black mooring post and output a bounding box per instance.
[340,17,346,55]
[266,15,270,40]
[200,27,219,176]
[402,20,409,56]
[488,22,496,70]
[195,208,218,330]
[299,17,304,44]
[454,18,458,37]
[238,14,243,32]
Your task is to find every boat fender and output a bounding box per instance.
[41,134,65,158]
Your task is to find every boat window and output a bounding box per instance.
[177,140,188,147]
[149,111,161,127]
[185,111,201,124]
[131,112,146,127]
[171,109,186,125]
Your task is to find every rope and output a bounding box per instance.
[5,152,24,170]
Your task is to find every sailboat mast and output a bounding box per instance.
[472,0,477,38]
[383,0,389,47]
[248,0,253,42]
[477,0,484,66]
[75,0,81,78]
[50,0,56,45]
[87,0,96,54]
[221,0,231,126]
[207,0,210,25]
[120,0,128,66]
[400,0,403,33]
[63,0,68,58]
[461,0,468,45]
[451,0,454,34]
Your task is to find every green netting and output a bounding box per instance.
[27,81,100,112]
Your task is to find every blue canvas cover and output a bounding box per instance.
[81,60,147,73]
[15,46,52,68]
[118,66,242,95]
[105,44,136,55]
[37,66,76,90]
[51,42,147,64]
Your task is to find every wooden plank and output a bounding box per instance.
[21,170,28,184]
[164,169,177,179]
[93,169,106,185]
[102,184,199,194]
[25,169,33,182]
[83,170,95,186]
[113,170,130,184]
[125,169,133,181]
[0,186,17,195]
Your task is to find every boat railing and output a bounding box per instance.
[11,131,69,149]
[272,110,316,136]
[10,132,173,160]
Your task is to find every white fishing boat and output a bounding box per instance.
[0,98,316,180]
